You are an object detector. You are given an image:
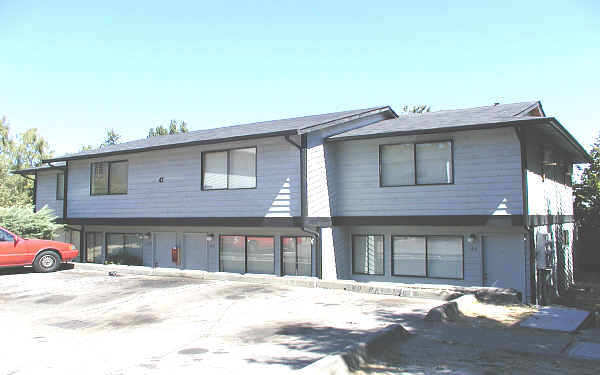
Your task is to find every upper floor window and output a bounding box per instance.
[202,147,256,190]
[90,161,128,195]
[56,172,64,200]
[380,141,453,186]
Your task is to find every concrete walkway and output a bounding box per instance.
[519,306,591,332]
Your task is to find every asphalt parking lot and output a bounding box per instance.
[0,267,442,374]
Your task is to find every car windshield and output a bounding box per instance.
[0,229,14,242]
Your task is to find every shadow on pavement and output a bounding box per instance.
[0,263,75,276]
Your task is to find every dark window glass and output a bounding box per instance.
[109,162,128,194]
[91,162,108,195]
[86,232,103,263]
[0,229,14,242]
[202,147,256,190]
[105,233,143,266]
[380,141,452,186]
[282,236,312,276]
[203,151,228,190]
[220,235,245,273]
[56,173,65,200]
[415,142,452,184]
[91,161,128,195]
[392,236,426,276]
[246,237,274,274]
[427,236,463,278]
[353,235,384,275]
[381,144,414,186]
[392,235,463,279]
[229,148,256,189]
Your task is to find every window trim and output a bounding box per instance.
[56,172,64,201]
[391,235,464,280]
[351,234,385,276]
[219,234,275,274]
[379,140,454,187]
[89,160,129,196]
[201,146,258,191]
[280,236,313,276]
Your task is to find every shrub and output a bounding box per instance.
[0,205,63,239]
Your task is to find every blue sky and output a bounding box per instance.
[1,1,599,155]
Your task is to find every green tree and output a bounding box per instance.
[574,133,600,229]
[403,105,431,114]
[0,205,63,239]
[0,117,53,207]
[574,132,600,271]
[102,129,121,147]
[148,119,189,138]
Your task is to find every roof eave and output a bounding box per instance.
[43,129,300,163]
[547,118,591,163]
[325,117,551,143]
[11,165,66,175]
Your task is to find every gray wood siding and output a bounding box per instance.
[36,170,63,218]
[525,134,574,216]
[66,137,300,218]
[306,113,391,217]
[330,128,524,216]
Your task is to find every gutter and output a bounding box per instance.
[547,118,591,163]
[324,117,552,143]
[43,129,299,163]
[301,226,321,279]
[286,135,321,277]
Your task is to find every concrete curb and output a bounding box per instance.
[296,324,411,374]
[70,263,519,302]
[425,294,479,322]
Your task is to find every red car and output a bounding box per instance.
[0,226,79,272]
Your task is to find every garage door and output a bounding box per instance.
[154,232,177,268]
[483,234,526,299]
[183,233,207,270]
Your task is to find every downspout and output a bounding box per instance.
[284,135,321,277]
[33,172,37,212]
[63,161,68,220]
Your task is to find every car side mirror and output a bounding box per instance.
[13,236,19,245]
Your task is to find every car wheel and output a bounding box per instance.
[33,251,61,273]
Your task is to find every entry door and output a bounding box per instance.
[154,232,177,268]
[183,233,207,270]
[483,234,526,297]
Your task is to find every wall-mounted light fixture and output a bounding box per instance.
[206,234,214,242]
[144,232,152,240]
[467,234,477,243]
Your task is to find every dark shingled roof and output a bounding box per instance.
[327,101,543,140]
[44,106,388,162]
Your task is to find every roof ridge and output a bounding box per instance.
[404,101,539,116]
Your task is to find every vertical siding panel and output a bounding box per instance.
[35,170,63,218]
